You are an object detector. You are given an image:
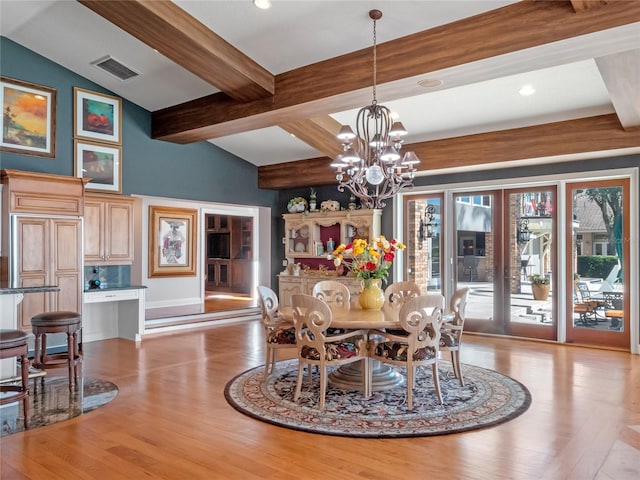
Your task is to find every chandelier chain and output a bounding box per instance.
[372,16,377,105]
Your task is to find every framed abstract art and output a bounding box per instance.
[1,76,56,157]
[74,139,122,193]
[74,87,121,145]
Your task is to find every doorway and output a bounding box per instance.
[204,213,255,311]
[450,188,556,340]
[405,188,558,341]
[565,178,630,349]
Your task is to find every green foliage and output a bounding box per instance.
[529,274,550,285]
[576,256,619,279]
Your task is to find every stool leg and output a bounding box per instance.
[19,351,29,428]
[41,333,48,365]
[67,332,74,389]
[34,332,41,368]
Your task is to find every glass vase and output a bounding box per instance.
[358,279,385,311]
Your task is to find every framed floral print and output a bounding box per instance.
[1,76,56,157]
[74,140,122,193]
[74,87,121,144]
[149,206,198,277]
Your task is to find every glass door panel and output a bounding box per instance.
[566,179,629,349]
[451,188,557,340]
[506,188,556,340]
[404,195,442,294]
[453,191,498,333]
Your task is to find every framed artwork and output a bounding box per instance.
[149,206,197,277]
[74,87,121,144]
[1,76,56,157]
[74,140,122,193]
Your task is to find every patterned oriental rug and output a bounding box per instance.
[225,360,531,438]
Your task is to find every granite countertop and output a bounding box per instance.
[83,285,147,292]
[0,286,60,295]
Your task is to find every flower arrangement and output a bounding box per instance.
[529,274,550,285]
[329,235,406,288]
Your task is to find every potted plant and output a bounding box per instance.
[529,274,550,301]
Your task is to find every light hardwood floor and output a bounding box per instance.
[2,322,639,480]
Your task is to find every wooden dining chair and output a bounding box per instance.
[257,285,296,380]
[383,281,421,312]
[292,294,369,410]
[439,287,470,386]
[312,280,351,335]
[368,296,443,410]
[383,286,443,334]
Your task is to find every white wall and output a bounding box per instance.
[133,195,269,310]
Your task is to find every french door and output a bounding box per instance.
[565,178,630,349]
[404,187,557,341]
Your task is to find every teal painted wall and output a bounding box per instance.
[0,37,278,207]
[1,37,282,286]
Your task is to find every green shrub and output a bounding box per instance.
[576,256,619,278]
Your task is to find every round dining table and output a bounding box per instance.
[279,304,418,392]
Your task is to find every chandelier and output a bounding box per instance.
[332,10,419,209]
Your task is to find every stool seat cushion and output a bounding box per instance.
[32,311,81,327]
[0,329,29,349]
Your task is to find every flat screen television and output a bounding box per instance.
[208,232,230,259]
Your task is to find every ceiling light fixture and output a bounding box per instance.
[519,85,535,96]
[332,10,419,209]
[253,0,272,10]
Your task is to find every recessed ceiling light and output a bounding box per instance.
[418,78,443,88]
[519,85,536,96]
[253,0,272,9]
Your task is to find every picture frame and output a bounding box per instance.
[74,140,122,193]
[148,206,197,278]
[1,76,56,157]
[74,87,121,144]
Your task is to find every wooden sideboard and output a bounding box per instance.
[278,273,364,308]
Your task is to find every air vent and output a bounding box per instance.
[91,56,139,81]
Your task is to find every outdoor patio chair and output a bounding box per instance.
[573,282,599,326]
[602,292,623,330]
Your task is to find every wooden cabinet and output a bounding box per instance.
[1,170,86,332]
[283,209,381,260]
[15,217,83,330]
[277,274,363,308]
[207,260,230,289]
[84,193,134,264]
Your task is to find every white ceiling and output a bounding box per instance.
[1,1,638,167]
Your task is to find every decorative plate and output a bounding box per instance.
[295,242,306,252]
[299,226,309,238]
[287,197,308,213]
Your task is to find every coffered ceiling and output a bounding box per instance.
[1,1,639,189]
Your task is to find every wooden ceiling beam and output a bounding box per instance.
[152,0,640,143]
[279,117,344,160]
[570,0,609,13]
[77,0,274,102]
[258,114,640,189]
[596,49,640,129]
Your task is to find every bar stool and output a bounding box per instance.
[31,311,82,389]
[0,329,30,427]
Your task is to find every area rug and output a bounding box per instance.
[1,376,118,437]
[225,360,531,438]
